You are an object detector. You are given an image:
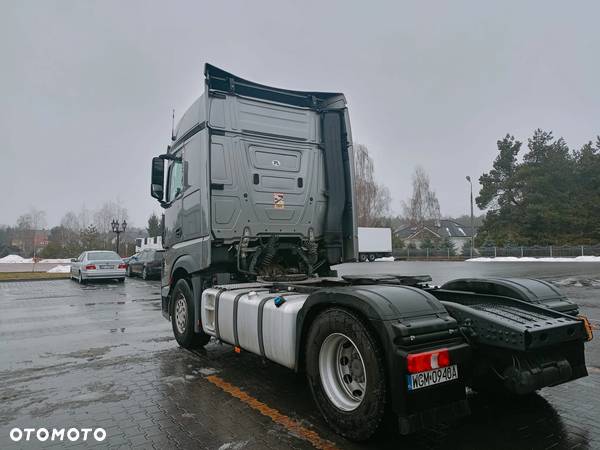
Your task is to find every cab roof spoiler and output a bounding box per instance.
[204,63,346,109]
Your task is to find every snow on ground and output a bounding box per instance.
[0,254,33,263]
[47,265,71,273]
[374,256,396,262]
[0,254,72,264]
[39,258,72,263]
[467,256,600,262]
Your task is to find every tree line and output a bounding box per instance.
[477,130,600,246]
[0,201,163,258]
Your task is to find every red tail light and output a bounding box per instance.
[118,263,127,269]
[85,264,96,270]
[407,348,450,373]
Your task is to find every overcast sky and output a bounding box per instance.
[1,0,599,228]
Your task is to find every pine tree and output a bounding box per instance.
[147,213,162,237]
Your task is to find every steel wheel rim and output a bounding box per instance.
[174,293,187,335]
[318,333,367,411]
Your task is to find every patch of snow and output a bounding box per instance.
[458,227,466,236]
[467,256,600,262]
[218,441,249,450]
[0,254,33,263]
[47,265,71,273]
[40,258,72,263]
[374,256,395,262]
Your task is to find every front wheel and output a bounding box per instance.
[305,308,387,441]
[171,279,211,349]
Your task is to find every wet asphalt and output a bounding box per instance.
[1,262,599,449]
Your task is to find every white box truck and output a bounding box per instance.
[358,227,392,261]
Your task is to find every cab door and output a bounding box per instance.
[163,150,185,248]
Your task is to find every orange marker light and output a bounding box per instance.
[578,316,594,341]
[234,346,241,354]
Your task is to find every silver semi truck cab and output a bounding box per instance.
[152,64,356,295]
[150,65,592,441]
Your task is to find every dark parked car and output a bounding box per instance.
[122,252,139,265]
[126,249,164,280]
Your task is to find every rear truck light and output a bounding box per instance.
[118,263,127,269]
[407,348,450,374]
[578,315,594,341]
[85,264,96,270]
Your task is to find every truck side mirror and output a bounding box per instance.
[151,157,164,201]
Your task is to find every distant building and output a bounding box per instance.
[135,236,163,252]
[395,220,477,254]
[11,230,49,252]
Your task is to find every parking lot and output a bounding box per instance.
[1,262,600,449]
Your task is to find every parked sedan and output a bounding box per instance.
[70,251,126,284]
[126,249,164,280]
[122,252,140,265]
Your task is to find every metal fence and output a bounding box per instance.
[392,244,600,260]
[476,244,600,258]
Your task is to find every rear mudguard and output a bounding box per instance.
[295,285,471,427]
[441,277,579,315]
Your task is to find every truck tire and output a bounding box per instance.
[171,279,211,349]
[368,254,376,262]
[305,308,386,441]
[359,254,367,262]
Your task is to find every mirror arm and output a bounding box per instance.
[158,153,181,161]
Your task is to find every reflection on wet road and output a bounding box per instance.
[1,262,599,449]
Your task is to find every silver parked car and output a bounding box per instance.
[70,251,126,284]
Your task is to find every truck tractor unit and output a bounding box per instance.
[150,64,593,441]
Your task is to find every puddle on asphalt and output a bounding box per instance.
[41,344,129,360]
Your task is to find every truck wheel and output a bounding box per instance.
[305,308,386,441]
[368,254,376,262]
[171,279,211,349]
[359,254,367,262]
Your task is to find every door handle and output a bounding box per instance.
[175,228,182,238]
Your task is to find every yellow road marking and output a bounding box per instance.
[206,375,339,450]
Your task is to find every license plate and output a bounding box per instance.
[407,365,458,391]
[100,265,113,269]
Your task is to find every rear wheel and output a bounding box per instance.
[171,279,211,349]
[359,254,368,262]
[78,271,86,285]
[305,308,386,441]
[368,254,376,262]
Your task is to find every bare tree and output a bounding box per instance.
[61,211,81,231]
[353,143,391,227]
[93,200,129,234]
[402,166,441,227]
[15,208,46,257]
[77,205,91,230]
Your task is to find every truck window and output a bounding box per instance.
[167,160,183,202]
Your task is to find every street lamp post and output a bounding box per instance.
[465,176,475,259]
[111,219,127,255]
